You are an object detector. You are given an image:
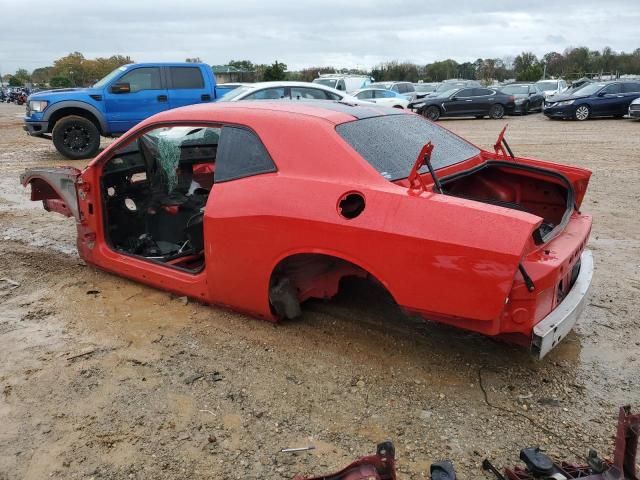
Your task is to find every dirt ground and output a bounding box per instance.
[0,102,638,480]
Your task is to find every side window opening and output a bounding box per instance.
[169,67,205,89]
[102,125,220,272]
[215,126,276,183]
[603,83,622,95]
[245,88,286,100]
[119,67,162,93]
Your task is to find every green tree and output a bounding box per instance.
[227,59,255,71]
[31,66,54,85]
[424,59,459,81]
[262,61,287,81]
[13,68,31,84]
[458,61,477,80]
[52,51,86,86]
[8,75,23,86]
[50,76,72,88]
[513,52,544,81]
[298,66,337,82]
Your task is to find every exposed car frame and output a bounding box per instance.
[21,102,592,358]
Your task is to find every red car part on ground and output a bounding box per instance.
[294,406,638,480]
[21,101,592,358]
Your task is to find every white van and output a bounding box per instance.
[313,74,373,93]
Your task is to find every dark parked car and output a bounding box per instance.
[422,80,481,99]
[543,80,640,121]
[498,83,545,114]
[411,87,515,120]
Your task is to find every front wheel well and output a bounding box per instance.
[268,253,394,319]
[48,108,103,135]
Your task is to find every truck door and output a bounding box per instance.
[103,66,169,133]
[166,66,212,109]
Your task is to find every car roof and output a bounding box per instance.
[371,81,410,85]
[142,100,406,127]
[234,81,340,91]
[354,87,397,93]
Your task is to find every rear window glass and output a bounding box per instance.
[622,83,640,93]
[336,114,480,181]
[169,67,204,89]
[215,126,276,182]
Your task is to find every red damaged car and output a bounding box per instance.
[21,102,593,358]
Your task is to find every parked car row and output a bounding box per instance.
[543,80,640,121]
[22,63,640,160]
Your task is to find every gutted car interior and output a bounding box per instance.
[101,126,220,272]
[442,162,571,242]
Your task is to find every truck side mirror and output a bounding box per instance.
[110,82,131,94]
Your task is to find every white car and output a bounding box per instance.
[218,81,361,103]
[536,79,568,98]
[630,97,640,119]
[312,74,373,93]
[350,88,411,108]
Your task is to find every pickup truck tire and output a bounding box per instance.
[52,115,101,160]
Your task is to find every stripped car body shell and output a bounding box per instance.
[21,101,593,358]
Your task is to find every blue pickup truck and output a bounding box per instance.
[24,63,234,159]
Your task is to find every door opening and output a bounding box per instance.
[101,125,220,272]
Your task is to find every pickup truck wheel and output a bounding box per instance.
[52,116,100,160]
[489,104,505,119]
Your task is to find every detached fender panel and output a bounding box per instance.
[20,167,81,219]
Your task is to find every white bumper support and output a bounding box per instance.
[531,250,594,359]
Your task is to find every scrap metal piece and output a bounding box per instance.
[504,406,639,480]
[281,446,316,453]
[483,459,508,480]
[293,441,396,480]
[431,460,457,480]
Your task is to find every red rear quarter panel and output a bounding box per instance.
[202,113,543,328]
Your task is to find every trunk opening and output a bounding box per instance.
[441,161,574,244]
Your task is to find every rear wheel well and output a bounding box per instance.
[268,253,393,319]
[48,108,103,135]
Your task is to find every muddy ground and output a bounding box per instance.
[0,102,638,480]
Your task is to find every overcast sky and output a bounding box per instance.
[1,0,639,74]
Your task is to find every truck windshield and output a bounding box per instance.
[336,114,480,181]
[93,66,129,88]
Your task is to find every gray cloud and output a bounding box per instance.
[0,0,638,74]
